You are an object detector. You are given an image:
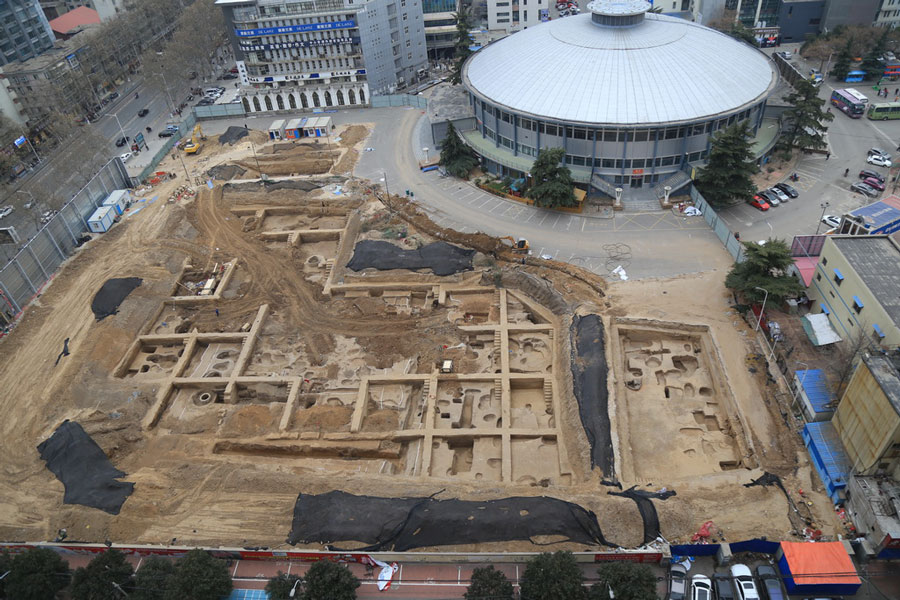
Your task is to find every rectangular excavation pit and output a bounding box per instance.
[172,262,233,298]
[361,383,422,432]
[612,320,748,481]
[445,291,499,325]
[212,439,401,461]
[288,393,356,434]
[433,379,500,430]
[123,342,185,378]
[510,435,567,486]
[183,342,243,379]
[429,435,503,482]
[148,305,208,336]
[508,331,553,374]
[158,383,229,434]
[510,378,554,429]
[261,214,348,232]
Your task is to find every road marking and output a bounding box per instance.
[582,218,587,232]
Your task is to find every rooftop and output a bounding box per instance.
[863,353,900,419]
[463,12,777,125]
[831,236,900,329]
[49,6,100,36]
[1,29,95,75]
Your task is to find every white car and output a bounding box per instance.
[730,564,760,600]
[822,215,841,229]
[40,210,57,225]
[867,154,892,168]
[691,575,713,600]
[0,205,13,219]
[119,152,133,163]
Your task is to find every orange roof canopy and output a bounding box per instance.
[780,541,861,586]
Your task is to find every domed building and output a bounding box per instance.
[459,0,779,197]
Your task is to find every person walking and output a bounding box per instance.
[844,168,850,177]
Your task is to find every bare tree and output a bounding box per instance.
[825,322,875,397]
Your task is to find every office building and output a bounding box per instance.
[487,0,550,32]
[0,0,55,67]
[423,0,457,59]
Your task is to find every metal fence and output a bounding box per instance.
[0,159,132,318]
[195,103,247,119]
[690,185,746,263]
[371,94,427,109]
[136,113,197,182]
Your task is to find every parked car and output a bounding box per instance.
[197,98,215,106]
[758,189,781,206]
[773,182,799,198]
[863,176,886,191]
[668,563,688,600]
[851,181,879,197]
[822,214,841,229]
[119,152,133,163]
[769,187,790,202]
[165,124,179,132]
[867,154,892,167]
[40,210,57,225]
[158,130,176,138]
[115,136,128,147]
[868,147,891,159]
[137,108,149,117]
[692,575,713,600]
[749,196,770,211]
[222,73,238,80]
[730,564,760,600]
[109,91,119,100]
[0,205,13,219]
[756,565,786,600]
[714,572,736,600]
[778,50,792,60]
[229,66,239,73]
[859,169,885,183]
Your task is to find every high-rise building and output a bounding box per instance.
[0,0,56,67]
[423,0,457,60]
[487,0,549,33]
[40,0,127,21]
[216,0,428,114]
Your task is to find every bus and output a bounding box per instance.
[831,88,869,118]
[867,102,900,120]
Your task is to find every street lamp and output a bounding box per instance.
[815,201,830,235]
[244,124,262,177]
[423,146,429,162]
[111,581,128,597]
[289,578,301,597]
[753,286,769,332]
[108,111,129,146]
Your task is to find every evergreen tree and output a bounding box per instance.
[465,565,514,600]
[588,562,657,600]
[860,30,889,79]
[782,79,834,153]
[451,6,473,85]
[266,571,303,600]
[0,549,12,599]
[526,148,577,208]
[725,239,804,304]
[520,551,586,600]
[131,557,175,600]
[830,38,854,81]
[70,550,134,600]
[4,547,70,600]
[439,121,478,178]
[164,549,232,600]
[727,22,757,46]
[300,561,360,600]
[695,121,758,207]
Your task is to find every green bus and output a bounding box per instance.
[867,102,900,120]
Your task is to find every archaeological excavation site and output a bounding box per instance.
[0,124,836,553]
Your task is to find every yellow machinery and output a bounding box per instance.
[499,236,529,253]
[183,124,206,154]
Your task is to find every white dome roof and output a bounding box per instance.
[463,13,778,125]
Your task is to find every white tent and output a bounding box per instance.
[802,313,842,346]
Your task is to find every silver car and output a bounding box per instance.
[668,563,688,600]
[850,182,879,197]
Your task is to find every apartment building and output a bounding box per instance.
[486,0,549,33]
[217,0,427,114]
[40,0,127,21]
[0,0,55,67]
[423,0,456,59]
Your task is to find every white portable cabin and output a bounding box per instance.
[268,119,286,140]
[87,206,115,233]
[303,116,332,137]
[103,189,129,215]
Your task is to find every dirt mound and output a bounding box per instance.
[293,405,352,432]
[218,126,250,146]
[220,405,277,438]
[338,125,369,148]
[208,164,247,180]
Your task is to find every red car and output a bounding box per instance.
[863,177,885,191]
[749,195,770,211]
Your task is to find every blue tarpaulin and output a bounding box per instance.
[802,422,851,503]
[795,369,834,415]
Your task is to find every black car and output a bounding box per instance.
[859,169,885,183]
[197,98,215,106]
[158,130,176,138]
[756,565,785,600]
[109,91,119,100]
[115,136,129,147]
[137,108,149,117]
[713,573,736,600]
[223,73,238,80]
[774,182,799,198]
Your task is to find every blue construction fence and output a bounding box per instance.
[671,538,780,557]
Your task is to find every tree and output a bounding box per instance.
[860,30,889,79]
[300,560,360,600]
[70,549,134,600]
[131,556,175,600]
[4,547,70,600]
[526,148,577,208]
[588,562,657,600]
[265,571,303,600]
[724,239,804,305]
[164,549,232,600]
[520,551,586,600]
[830,38,854,81]
[725,22,757,46]
[451,6,473,85]
[695,121,758,207]
[0,549,12,599]
[781,79,834,153]
[465,565,514,600]
[440,122,478,178]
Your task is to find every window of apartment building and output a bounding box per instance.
[833,268,843,285]
[497,11,510,17]
[852,296,864,314]
[406,40,410,47]
[821,257,827,266]
[403,13,407,19]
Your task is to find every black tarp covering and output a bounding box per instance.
[287,491,613,551]
[607,486,676,545]
[36,420,134,515]
[91,277,142,321]
[570,314,615,476]
[347,240,475,277]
